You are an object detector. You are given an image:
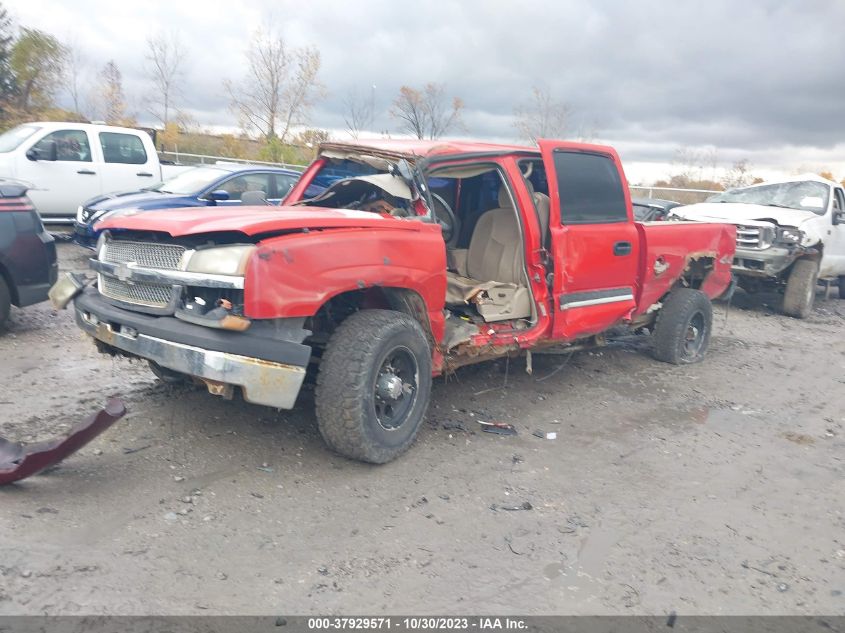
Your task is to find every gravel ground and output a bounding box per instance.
[0,241,843,615]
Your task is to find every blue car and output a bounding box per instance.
[73,164,301,248]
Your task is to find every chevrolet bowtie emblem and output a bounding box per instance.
[115,263,133,281]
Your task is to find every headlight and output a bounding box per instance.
[776,228,803,244]
[185,245,256,276]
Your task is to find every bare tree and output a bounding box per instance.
[61,37,86,116]
[390,83,463,140]
[225,28,323,143]
[721,159,755,189]
[343,86,375,140]
[97,60,128,124]
[144,30,186,127]
[513,85,571,145]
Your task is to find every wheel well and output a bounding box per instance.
[307,287,435,347]
[0,262,19,305]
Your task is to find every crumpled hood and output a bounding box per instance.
[670,202,819,228]
[95,205,421,237]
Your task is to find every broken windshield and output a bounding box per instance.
[708,180,829,215]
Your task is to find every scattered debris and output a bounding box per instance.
[478,421,517,436]
[491,501,533,512]
[777,583,789,592]
[0,399,126,485]
[532,430,557,439]
[256,465,274,473]
[122,444,152,455]
[163,512,178,522]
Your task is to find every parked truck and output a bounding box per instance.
[0,122,191,222]
[669,174,845,318]
[52,139,736,463]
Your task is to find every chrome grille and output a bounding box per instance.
[101,240,185,270]
[99,275,173,308]
[736,225,774,250]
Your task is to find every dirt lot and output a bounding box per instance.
[1,241,843,616]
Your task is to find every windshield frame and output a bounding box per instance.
[0,124,42,153]
[707,180,830,216]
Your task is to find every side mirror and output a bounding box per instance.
[25,148,38,161]
[833,209,845,225]
[207,190,230,202]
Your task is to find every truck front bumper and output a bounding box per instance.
[73,287,310,409]
[732,245,804,278]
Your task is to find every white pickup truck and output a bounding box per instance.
[669,174,845,317]
[0,122,191,222]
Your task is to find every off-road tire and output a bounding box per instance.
[782,258,818,318]
[0,276,10,331]
[148,360,189,384]
[315,309,432,464]
[838,275,845,300]
[653,288,712,364]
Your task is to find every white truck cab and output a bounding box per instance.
[0,122,188,222]
[670,174,845,317]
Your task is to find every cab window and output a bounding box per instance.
[33,130,91,162]
[99,132,147,165]
[553,150,627,224]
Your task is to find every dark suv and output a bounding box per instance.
[0,181,57,329]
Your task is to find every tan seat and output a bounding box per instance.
[533,192,550,247]
[446,188,532,322]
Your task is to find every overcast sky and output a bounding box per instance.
[7,0,845,184]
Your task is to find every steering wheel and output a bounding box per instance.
[430,192,459,245]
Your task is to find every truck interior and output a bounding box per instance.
[297,154,554,346]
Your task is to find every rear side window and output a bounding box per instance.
[99,132,148,165]
[553,150,627,224]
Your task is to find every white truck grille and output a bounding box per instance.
[736,225,774,250]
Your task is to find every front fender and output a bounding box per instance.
[243,225,446,333]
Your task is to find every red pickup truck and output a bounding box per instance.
[54,139,736,463]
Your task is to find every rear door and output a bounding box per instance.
[96,131,158,194]
[538,141,639,339]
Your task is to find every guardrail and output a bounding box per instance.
[630,185,721,205]
[158,151,307,172]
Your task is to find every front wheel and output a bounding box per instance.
[315,309,432,464]
[782,259,818,318]
[652,288,713,364]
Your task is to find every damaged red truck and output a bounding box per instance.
[53,139,736,463]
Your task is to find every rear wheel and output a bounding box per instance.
[315,309,432,464]
[0,277,10,331]
[838,275,845,300]
[782,259,818,318]
[653,288,713,364]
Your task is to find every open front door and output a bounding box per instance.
[538,140,639,340]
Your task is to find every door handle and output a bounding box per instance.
[77,169,96,175]
[613,241,632,256]
[136,172,153,177]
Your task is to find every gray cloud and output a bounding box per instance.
[7,0,845,179]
